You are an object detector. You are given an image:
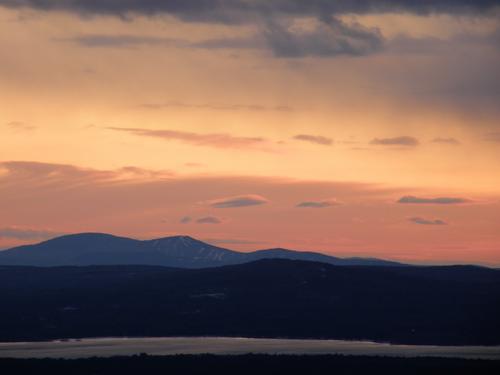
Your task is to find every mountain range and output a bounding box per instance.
[0,233,404,268]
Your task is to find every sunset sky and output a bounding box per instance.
[1,1,500,265]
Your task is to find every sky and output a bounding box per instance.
[1,1,500,265]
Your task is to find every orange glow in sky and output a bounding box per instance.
[1,2,499,265]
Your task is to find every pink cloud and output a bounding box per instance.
[109,127,268,150]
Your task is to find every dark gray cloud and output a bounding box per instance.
[263,17,384,58]
[371,136,419,146]
[39,2,500,59]
[108,127,267,149]
[196,216,223,224]
[60,21,383,58]
[6,1,499,58]
[296,199,340,208]
[293,134,333,145]
[1,1,498,20]
[56,26,500,63]
[0,227,62,240]
[398,195,469,204]
[409,217,447,225]
[207,194,269,208]
[431,137,461,145]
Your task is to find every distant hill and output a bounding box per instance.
[0,260,499,344]
[0,233,404,268]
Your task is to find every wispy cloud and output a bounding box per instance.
[398,196,470,204]
[484,132,500,143]
[293,134,333,146]
[108,127,267,150]
[140,101,292,112]
[196,216,223,224]
[6,121,36,131]
[207,194,269,208]
[58,33,263,52]
[409,217,447,225]
[180,216,192,224]
[388,30,500,55]
[0,226,62,241]
[0,161,172,188]
[371,136,419,146]
[431,137,460,145]
[56,34,180,48]
[296,199,340,208]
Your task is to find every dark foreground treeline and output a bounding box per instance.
[1,355,500,375]
[1,259,500,344]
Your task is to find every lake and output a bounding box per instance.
[1,337,499,359]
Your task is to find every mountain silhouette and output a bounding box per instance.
[0,233,404,267]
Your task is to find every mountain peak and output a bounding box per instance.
[158,235,198,242]
[146,235,209,248]
[25,232,135,249]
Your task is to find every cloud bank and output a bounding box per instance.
[5,0,498,60]
[1,1,498,19]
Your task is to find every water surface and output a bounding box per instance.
[0,337,499,359]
